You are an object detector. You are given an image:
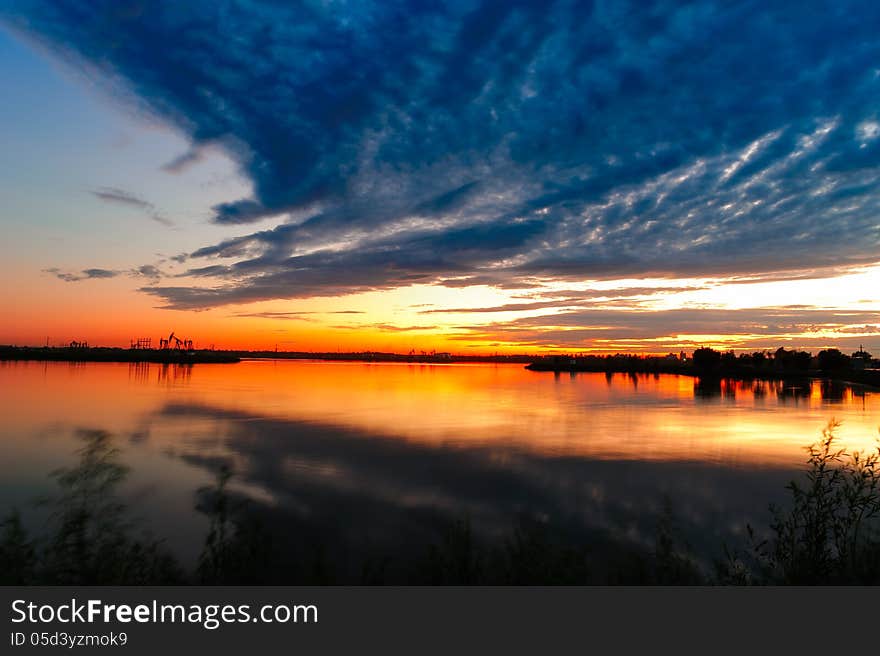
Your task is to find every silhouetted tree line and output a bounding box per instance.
[691,346,815,376]
[691,346,877,383]
[528,346,877,386]
[528,353,688,374]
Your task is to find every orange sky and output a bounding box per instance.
[4,260,880,355]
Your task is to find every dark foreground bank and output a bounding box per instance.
[0,346,532,366]
[0,346,240,364]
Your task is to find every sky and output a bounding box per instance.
[1,0,879,354]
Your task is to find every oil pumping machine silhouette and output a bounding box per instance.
[158,331,194,351]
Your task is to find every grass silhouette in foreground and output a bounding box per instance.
[717,420,880,584]
[0,430,181,584]
[2,421,880,585]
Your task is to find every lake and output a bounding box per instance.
[2,359,879,581]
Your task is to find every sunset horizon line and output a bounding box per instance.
[3,339,876,360]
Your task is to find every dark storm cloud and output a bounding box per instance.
[6,1,880,307]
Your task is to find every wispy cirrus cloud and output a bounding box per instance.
[43,267,120,282]
[44,263,165,283]
[420,286,709,314]
[331,323,441,333]
[90,187,173,227]
[449,306,880,351]
[231,310,365,320]
[159,145,207,175]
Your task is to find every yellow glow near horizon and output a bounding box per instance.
[3,259,879,354]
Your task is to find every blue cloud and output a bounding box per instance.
[5,1,880,308]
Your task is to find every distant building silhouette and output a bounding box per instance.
[851,345,873,370]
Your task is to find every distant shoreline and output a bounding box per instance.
[0,345,530,366]
[0,346,240,364]
[3,345,879,389]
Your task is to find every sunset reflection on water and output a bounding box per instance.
[2,359,879,564]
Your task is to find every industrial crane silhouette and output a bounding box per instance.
[158,331,193,351]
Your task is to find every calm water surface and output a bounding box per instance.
[2,359,879,566]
